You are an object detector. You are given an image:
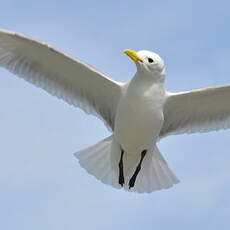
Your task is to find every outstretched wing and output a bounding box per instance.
[0,29,122,130]
[160,85,230,137]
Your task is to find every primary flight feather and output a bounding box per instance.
[0,29,229,193]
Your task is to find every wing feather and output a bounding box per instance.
[160,85,230,137]
[0,29,122,129]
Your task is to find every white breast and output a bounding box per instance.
[114,77,165,154]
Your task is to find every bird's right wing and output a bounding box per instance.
[160,85,230,137]
[0,29,122,130]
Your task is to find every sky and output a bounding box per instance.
[0,0,230,229]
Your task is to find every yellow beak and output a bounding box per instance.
[124,49,142,62]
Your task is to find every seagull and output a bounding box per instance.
[0,29,230,193]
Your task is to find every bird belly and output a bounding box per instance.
[114,93,164,154]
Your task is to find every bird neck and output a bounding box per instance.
[133,70,166,85]
[128,73,165,93]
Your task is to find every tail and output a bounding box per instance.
[74,137,179,193]
[74,136,121,189]
[124,146,180,193]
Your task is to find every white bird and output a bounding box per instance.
[0,29,230,193]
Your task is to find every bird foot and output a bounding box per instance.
[118,150,125,186]
[128,150,147,189]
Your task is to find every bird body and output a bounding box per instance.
[114,73,165,154]
[110,74,170,191]
[0,29,230,193]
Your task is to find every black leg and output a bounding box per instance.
[128,150,147,189]
[118,150,125,186]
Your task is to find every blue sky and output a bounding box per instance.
[0,0,230,229]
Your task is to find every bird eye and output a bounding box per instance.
[148,58,154,63]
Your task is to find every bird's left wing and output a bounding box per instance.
[0,29,122,130]
[160,85,230,137]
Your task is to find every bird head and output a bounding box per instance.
[124,49,165,80]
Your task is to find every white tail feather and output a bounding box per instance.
[129,146,179,193]
[74,136,121,189]
[74,137,179,193]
